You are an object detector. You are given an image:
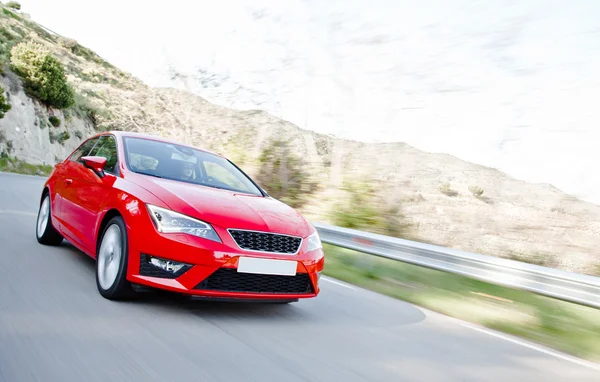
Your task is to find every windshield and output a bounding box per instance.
[122,136,263,196]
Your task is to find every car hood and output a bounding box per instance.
[135,176,312,237]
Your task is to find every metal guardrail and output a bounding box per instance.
[314,223,600,309]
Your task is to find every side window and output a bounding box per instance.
[69,138,98,162]
[89,135,118,174]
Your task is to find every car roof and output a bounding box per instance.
[95,131,224,158]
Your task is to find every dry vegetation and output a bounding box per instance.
[1,7,599,275]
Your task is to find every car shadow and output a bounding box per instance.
[58,239,96,269]
[57,239,427,327]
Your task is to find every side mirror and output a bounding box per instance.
[81,156,107,178]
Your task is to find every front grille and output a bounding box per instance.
[195,269,314,294]
[139,254,192,279]
[228,229,302,254]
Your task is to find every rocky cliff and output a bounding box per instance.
[0,69,95,164]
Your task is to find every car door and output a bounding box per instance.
[72,134,120,254]
[54,137,99,241]
[59,135,120,254]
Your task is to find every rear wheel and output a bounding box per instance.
[96,216,135,300]
[36,194,63,246]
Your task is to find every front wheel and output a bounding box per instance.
[36,194,63,246]
[96,216,135,300]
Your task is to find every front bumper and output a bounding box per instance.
[125,220,324,300]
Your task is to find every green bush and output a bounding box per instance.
[9,25,25,38]
[10,41,47,76]
[6,2,21,11]
[0,27,21,69]
[57,131,70,144]
[332,183,380,230]
[2,7,21,20]
[331,181,413,238]
[439,182,458,197]
[48,130,69,145]
[468,185,484,198]
[48,116,60,127]
[0,86,11,119]
[34,56,74,108]
[0,156,53,176]
[10,41,74,109]
[256,139,317,208]
[0,27,15,43]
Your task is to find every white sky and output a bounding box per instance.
[19,0,600,204]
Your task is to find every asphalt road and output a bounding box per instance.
[1,172,599,382]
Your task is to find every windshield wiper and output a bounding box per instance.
[134,171,162,179]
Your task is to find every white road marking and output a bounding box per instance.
[321,276,357,290]
[458,321,600,372]
[0,210,37,217]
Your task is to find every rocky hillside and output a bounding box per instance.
[0,68,95,165]
[0,6,599,275]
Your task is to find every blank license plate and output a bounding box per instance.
[237,257,297,276]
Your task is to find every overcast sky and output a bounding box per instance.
[19,1,600,204]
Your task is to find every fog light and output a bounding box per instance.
[148,256,187,273]
[139,254,192,279]
[150,257,184,273]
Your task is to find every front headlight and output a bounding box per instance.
[146,204,221,243]
[306,231,322,252]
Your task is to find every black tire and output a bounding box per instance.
[35,193,63,246]
[95,216,136,300]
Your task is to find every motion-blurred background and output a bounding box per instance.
[1,0,599,372]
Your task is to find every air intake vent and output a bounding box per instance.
[195,269,314,294]
[228,229,302,254]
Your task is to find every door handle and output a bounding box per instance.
[65,179,73,185]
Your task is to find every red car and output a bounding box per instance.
[35,131,324,302]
